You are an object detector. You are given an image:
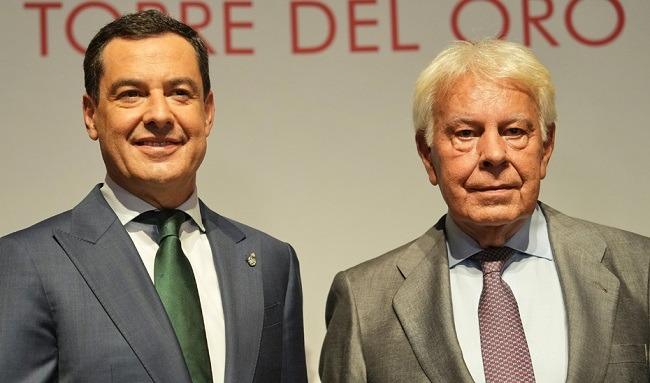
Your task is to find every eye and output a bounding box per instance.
[503,127,525,137]
[171,88,193,101]
[455,129,477,139]
[117,89,143,103]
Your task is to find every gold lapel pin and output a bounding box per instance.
[246,252,257,267]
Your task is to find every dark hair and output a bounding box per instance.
[83,10,210,102]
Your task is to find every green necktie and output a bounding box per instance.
[138,209,213,383]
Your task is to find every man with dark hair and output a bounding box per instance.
[83,10,211,105]
[0,10,307,383]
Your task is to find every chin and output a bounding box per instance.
[129,168,186,186]
[144,174,186,186]
[136,163,186,181]
[465,204,530,227]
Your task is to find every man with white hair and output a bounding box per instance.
[320,39,649,383]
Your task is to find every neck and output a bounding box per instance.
[453,216,527,248]
[109,175,196,209]
[137,188,193,209]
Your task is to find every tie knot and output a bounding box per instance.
[473,247,514,274]
[135,209,187,240]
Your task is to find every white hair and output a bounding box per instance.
[413,39,556,145]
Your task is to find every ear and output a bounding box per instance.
[83,94,99,141]
[540,122,555,179]
[416,130,438,186]
[203,90,215,137]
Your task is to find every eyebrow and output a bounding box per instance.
[107,77,201,96]
[107,79,145,96]
[167,77,201,95]
[446,115,533,128]
[447,117,480,127]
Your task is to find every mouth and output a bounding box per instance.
[467,185,519,193]
[133,138,183,147]
[132,137,183,157]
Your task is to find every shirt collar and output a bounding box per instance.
[100,176,206,232]
[446,203,553,268]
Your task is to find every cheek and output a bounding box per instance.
[176,106,209,135]
[438,155,477,187]
[97,111,141,140]
[191,139,208,156]
[513,158,544,203]
[436,166,473,207]
[514,153,545,182]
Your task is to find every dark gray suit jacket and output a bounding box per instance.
[0,186,307,383]
[320,203,649,382]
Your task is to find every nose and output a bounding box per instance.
[142,92,173,131]
[477,129,507,170]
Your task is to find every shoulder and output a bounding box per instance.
[228,216,289,248]
[1,210,73,249]
[0,210,74,304]
[1,185,110,248]
[335,223,445,290]
[199,202,296,268]
[327,243,413,310]
[217,212,293,253]
[541,202,650,281]
[340,240,415,283]
[200,201,288,244]
[541,202,650,251]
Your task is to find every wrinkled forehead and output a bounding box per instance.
[433,74,538,118]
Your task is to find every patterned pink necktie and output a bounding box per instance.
[475,247,535,383]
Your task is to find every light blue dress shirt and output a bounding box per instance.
[446,204,568,383]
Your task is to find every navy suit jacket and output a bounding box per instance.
[0,186,307,383]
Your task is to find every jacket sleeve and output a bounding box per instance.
[319,271,368,383]
[281,244,308,382]
[0,236,58,382]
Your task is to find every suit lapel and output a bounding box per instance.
[201,203,263,383]
[393,222,474,383]
[54,186,191,383]
[542,204,619,383]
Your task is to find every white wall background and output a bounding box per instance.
[1,1,649,381]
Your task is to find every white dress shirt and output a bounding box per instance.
[446,205,568,383]
[100,178,225,383]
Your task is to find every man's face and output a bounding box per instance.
[83,33,214,199]
[417,75,554,237]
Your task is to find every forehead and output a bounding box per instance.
[436,75,538,121]
[99,33,200,83]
